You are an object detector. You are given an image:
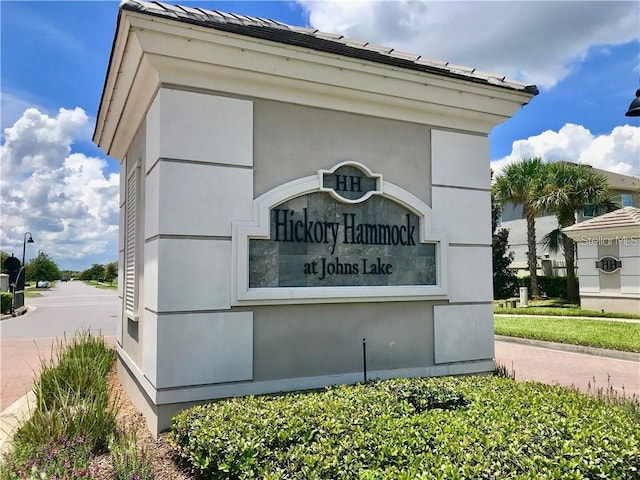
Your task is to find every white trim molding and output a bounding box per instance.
[232,162,449,305]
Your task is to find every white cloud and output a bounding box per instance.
[298,1,639,89]
[0,108,119,270]
[491,123,640,176]
[1,91,45,135]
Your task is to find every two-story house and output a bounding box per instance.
[498,164,639,276]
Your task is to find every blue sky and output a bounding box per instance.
[1,0,639,270]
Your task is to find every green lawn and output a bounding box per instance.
[494,316,640,353]
[494,306,640,319]
[83,280,117,290]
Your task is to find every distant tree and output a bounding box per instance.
[493,158,547,299]
[60,270,79,279]
[105,262,118,285]
[0,251,10,271]
[80,264,106,282]
[535,162,613,304]
[26,252,61,282]
[492,200,518,299]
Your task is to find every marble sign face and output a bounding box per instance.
[249,192,437,288]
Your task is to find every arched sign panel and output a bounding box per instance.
[232,162,449,305]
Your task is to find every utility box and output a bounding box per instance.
[519,287,529,307]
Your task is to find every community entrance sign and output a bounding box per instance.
[94,0,538,435]
[234,162,447,304]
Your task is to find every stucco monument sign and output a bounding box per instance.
[94,0,538,434]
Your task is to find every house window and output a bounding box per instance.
[621,193,633,207]
[582,204,595,217]
[125,163,140,321]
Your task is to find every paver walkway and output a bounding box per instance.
[0,337,56,411]
[495,340,639,397]
[1,335,116,411]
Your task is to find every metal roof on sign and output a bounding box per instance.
[119,0,539,96]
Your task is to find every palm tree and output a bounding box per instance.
[493,158,547,299]
[535,162,612,304]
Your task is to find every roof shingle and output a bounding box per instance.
[563,207,640,233]
[119,0,539,96]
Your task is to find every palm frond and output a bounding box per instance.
[541,228,565,254]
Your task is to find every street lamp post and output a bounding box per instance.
[626,88,640,117]
[22,232,34,266]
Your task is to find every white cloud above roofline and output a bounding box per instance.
[490,124,640,177]
[298,0,639,90]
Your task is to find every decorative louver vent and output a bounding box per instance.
[125,166,139,320]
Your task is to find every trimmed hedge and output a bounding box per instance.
[519,276,574,299]
[1,291,12,314]
[169,377,640,479]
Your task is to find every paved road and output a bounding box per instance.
[0,281,118,410]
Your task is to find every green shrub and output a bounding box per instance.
[379,378,468,412]
[520,275,575,299]
[13,385,117,454]
[1,291,12,314]
[34,330,115,409]
[169,377,640,479]
[1,435,99,480]
[3,329,117,480]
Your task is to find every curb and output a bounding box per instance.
[0,305,37,321]
[0,307,27,321]
[495,335,640,362]
[0,391,35,456]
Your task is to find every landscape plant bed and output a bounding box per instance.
[169,376,640,479]
[0,331,154,480]
[495,316,640,352]
[494,306,640,319]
